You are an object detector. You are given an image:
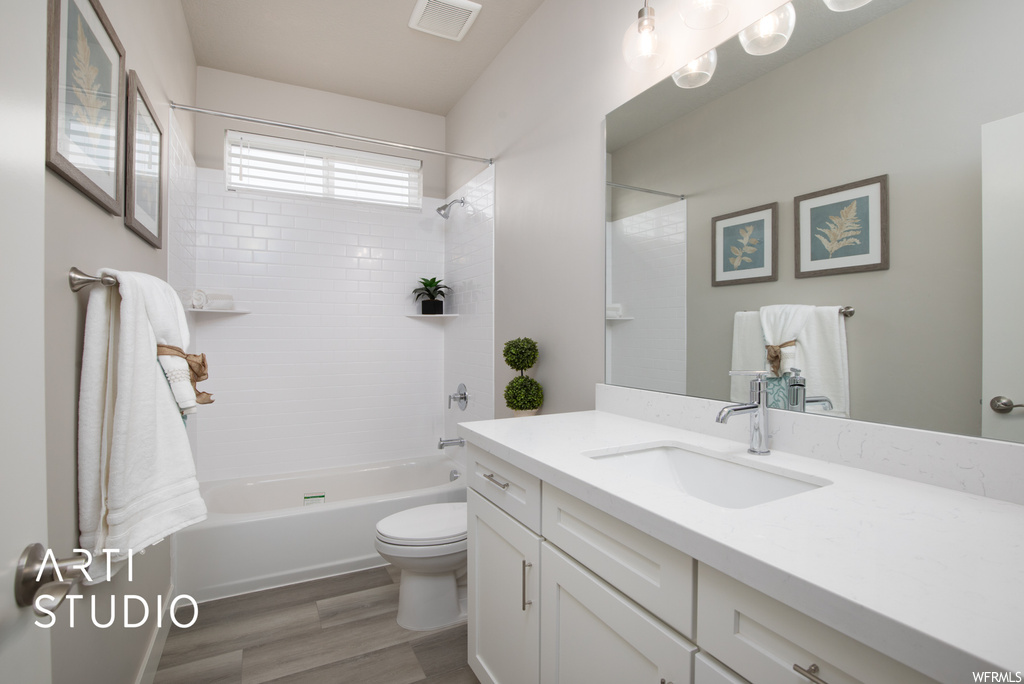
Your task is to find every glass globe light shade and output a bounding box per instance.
[671,48,717,88]
[680,0,729,30]
[822,0,872,11]
[622,4,666,72]
[739,2,796,56]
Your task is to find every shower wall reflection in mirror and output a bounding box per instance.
[605,0,1024,442]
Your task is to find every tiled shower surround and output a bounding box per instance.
[189,167,494,482]
[606,200,687,395]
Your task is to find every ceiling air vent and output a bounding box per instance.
[409,0,482,42]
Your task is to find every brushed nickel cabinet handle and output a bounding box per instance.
[794,663,829,684]
[522,560,533,610]
[483,473,510,490]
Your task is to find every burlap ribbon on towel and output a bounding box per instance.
[764,339,797,377]
[157,345,214,404]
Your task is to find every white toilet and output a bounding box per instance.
[374,501,468,631]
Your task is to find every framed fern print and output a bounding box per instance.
[795,175,889,278]
[46,0,126,215]
[712,202,778,286]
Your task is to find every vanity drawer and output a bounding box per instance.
[694,653,750,684]
[468,443,541,533]
[542,485,695,639]
[696,564,938,684]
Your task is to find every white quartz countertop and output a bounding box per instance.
[458,410,1024,683]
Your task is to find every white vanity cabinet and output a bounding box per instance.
[697,564,939,684]
[467,444,543,684]
[540,543,696,684]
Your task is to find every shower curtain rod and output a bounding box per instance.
[169,102,494,165]
[606,181,684,200]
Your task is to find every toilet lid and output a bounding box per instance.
[376,502,467,546]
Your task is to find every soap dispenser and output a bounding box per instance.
[787,367,806,412]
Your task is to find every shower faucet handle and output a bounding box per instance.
[448,383,469,410]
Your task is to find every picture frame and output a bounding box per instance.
[46,0,126,215]
[125,70,163,247]
[712,202,778,286]
[795,174,889,278]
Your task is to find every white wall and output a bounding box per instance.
[194,67,448,200]
[191,169,449,481]
[606,200,687,395]
[445,0,789,417]
[41,1,197,681]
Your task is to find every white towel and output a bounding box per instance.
[730,311,767,402]
[796,306,850,418]
[78,270,207,580]
[760,305,814,376]
[132,272,198,415]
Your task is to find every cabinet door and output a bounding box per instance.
[541,543,696,684]
[468,489,541,684]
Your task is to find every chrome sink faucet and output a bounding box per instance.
[716,370,770,455]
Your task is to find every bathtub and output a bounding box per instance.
[173,455,466,602]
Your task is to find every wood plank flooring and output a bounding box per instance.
[155,566,479,684]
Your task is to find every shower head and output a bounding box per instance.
[436,197,465,219]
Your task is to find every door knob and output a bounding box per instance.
[989,396,1024,414]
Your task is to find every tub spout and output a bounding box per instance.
[438,437,465,449]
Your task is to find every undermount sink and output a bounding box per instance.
[585,441,830,509]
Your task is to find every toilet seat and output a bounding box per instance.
[375,502,467,546]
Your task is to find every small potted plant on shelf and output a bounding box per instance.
[503,337,543,416]
[412,277,451,314]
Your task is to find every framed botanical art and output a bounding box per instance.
[125,70,163,247]
[46,0,126,215]
[795,175,889,278]
[712,202,778,286]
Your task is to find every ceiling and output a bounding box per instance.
[179,0,546,117]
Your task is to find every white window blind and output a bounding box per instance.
[225,131,423,209]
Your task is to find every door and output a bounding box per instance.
[0,1,52,680]
[540,544,696,684]
[982,112,1024,441]
[467,489,541,684]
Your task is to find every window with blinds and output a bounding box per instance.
[225,131,424,209]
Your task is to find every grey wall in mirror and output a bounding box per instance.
[605,0,1024,441]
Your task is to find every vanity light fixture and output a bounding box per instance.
[671,48,717,88]
[623,0,666,72]
[679,0,729,30]
[739,2,797,56]
[822,0,873,11]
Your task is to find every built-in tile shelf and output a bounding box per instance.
[187,308,251,315]
[406,314,459,319]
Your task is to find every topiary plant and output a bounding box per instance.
[504,375,544,411]
[503,337,543,412]
[503,337,538,372]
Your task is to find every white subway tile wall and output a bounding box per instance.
[606,200,687,395]
[168,113,200,453]
[168,111,197,302]
[444,166,495,442]
[192,167,449,481]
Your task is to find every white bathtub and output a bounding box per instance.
[173,455,466,602]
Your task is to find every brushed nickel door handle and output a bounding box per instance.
[990,396,1024,413]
